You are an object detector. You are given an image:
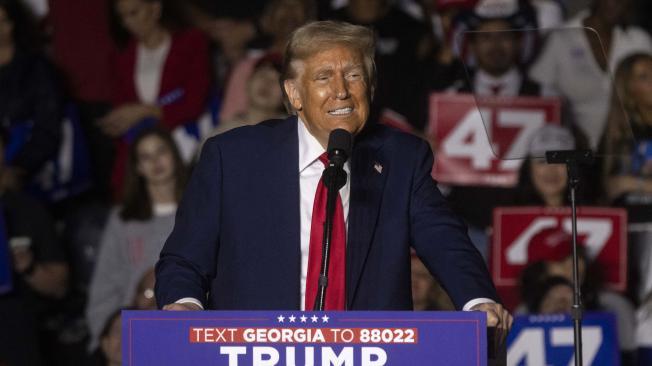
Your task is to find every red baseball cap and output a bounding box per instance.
[527,228,583,263]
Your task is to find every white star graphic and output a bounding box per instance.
[288,315,296,323]
[300,315,308,323]
[277,315,285,323]
[321,315,329,323]
[311,315,319,323]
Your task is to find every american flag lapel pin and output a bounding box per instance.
[373,162,383,174]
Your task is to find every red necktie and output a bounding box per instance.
[490,83,503,96]
[304,153,346,310]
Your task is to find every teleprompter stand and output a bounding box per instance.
[545,149,594,366]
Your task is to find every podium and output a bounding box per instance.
[122,310,490,365]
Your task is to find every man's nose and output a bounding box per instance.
[332,75,349,99]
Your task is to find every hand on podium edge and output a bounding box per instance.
[470,302,513,345]
[163,303,203,311]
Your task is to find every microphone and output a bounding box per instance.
[327,129,352,169]
[322,129,351,190]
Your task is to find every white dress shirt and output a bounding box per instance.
[297,118,350,310]
[176,118,493,311]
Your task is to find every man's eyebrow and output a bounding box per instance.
[343,64,364,72]
[312,66,334,75]
[312,63,363,74]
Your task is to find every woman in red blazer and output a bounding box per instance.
[100,0,211,198]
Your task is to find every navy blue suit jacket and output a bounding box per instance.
[155,116,498,310]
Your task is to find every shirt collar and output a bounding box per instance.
[298,117,327,173]
[475,67,522,96]
[476,67,520,87]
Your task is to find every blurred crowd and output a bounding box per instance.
[1,0,652,364]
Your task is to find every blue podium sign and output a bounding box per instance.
[507,313,619,366]
[122,311,486,366]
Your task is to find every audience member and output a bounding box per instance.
[523,275,574,313]
[514,125,575,206]
[102,0,210,197]
[529,0,652,150]
[218,0,314,122]
[187,0,267,69]
[94,271,154,364]
[423,0,478,80]
[326,0,431,126]
[442,3,547,259]
[601,53,652,212]
[412,0,478,131]
[49,0,116,200]
[513,123,605,219]
[519,227,637,363]
[446,0,542,96]
[86,128,187,350]
[0,0,63,190]
[52,199,112,365]
[600,53,652,304]
[0,130,69,365]
[211,55,286,136]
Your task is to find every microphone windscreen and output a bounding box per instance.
[327,129,353,159]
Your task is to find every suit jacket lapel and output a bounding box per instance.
[346,128,387,308]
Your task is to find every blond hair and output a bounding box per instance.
[280,20,376,113]
[601,53,652,180]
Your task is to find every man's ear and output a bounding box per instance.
[284,79,302,111]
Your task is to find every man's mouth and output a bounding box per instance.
[328,107,353,116]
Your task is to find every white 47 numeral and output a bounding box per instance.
[442,108,545,170]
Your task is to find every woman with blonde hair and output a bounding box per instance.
[600,52,652,314]
[600,52,652,205]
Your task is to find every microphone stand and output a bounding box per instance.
[314,156,347,311]
[545,149,593,366]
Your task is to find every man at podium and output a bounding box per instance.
[155,20,511,335]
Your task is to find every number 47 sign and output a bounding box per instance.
[507,313,620,366]
[428,94,561,187]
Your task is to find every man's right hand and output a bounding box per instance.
[162,303,202,311]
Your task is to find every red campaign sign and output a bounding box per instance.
[491,206,628,292]
[428,93,561,187]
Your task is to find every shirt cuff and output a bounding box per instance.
[175,297,204,310]
[462,298,496,311]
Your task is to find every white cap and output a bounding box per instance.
[474,0,518,18]
[528,125,575,157]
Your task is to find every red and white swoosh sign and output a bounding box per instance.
[492,206,627,291]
